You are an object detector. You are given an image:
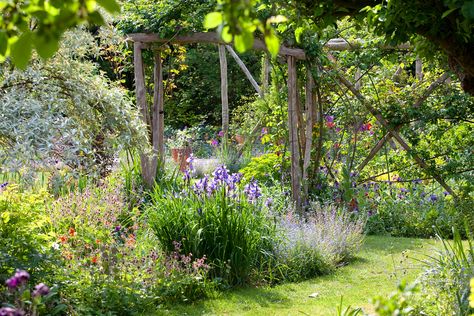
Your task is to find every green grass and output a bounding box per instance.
[152,236,437,316]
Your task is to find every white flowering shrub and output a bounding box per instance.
[0,28,146,177]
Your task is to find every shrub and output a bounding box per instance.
[147,165,276,285]
[239,152,290,185]
[0,184,58,285]
[275,205,365,281]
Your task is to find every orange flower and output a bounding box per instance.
[59,235,68,244]
[126,234,136,246]
[91,256,98,264]
[64,252,73,260]
[95,239,101,244]
[68,227,76,236]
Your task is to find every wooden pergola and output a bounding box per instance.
[126,31,456,205]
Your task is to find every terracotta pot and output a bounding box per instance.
[235,134,245,144]
[171,147,192,171]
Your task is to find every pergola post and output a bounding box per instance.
[302,68,315,197]
[288,56,302,209]
[218,44,229,136]
[153,50,165,164]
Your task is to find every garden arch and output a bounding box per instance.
[126,31,457,206]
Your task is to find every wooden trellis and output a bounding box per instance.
[126,31,456,201]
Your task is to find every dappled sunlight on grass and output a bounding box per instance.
[156,236,439,316]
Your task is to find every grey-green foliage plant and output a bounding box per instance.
[0,27,146,177]
[419,228,474,315]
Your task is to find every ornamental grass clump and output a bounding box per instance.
[147,165,276,285]
[276,205,365,281]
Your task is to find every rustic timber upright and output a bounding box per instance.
[127,31,457,206]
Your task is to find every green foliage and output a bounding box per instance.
[0,186,58,285]
[418,228,474,315]
[372,281,419,315]
[147,171,276,285]
[240,153,289,185]
[0,0,120,68]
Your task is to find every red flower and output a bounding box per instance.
[91,256,98,264]
[68,227,76,236]
[59,235,68,244]
[326,122,336,129]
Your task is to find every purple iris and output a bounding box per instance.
[244,180,261,201]
[193,176,209,195]
[400,188,409,193]
[186,154,195,170]
[213,165,229,182]
[182,169,191,182]
[0,182,8,189]
[429,194,438,202]
[226,173,243,191]
[325,115,334,123]
[265,198,273,208]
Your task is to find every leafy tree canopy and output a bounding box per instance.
[208,0,474,94]
[0,0,120,69]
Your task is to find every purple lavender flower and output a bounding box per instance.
[32,283,50,297]
[114,225,121,232]
[265,198,273,208]
[400,188,409,193]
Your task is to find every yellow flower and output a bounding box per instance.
[469,278,474,308]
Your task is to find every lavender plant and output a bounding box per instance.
[275,205,365,281]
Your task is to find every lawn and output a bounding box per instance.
[157,236,436,315]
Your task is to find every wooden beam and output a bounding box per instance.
[127,33,412,59]
[153,50,165,163]
[334,65,457,197]
[127,32,306,59]
[288,55,302,208]
[262,54,271,93]
[219,44,229,135]
[356,72,450,172]
[134,42,153,187]
[303,69,315,197]
[225,45,263,97]
[416,57,423,81]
